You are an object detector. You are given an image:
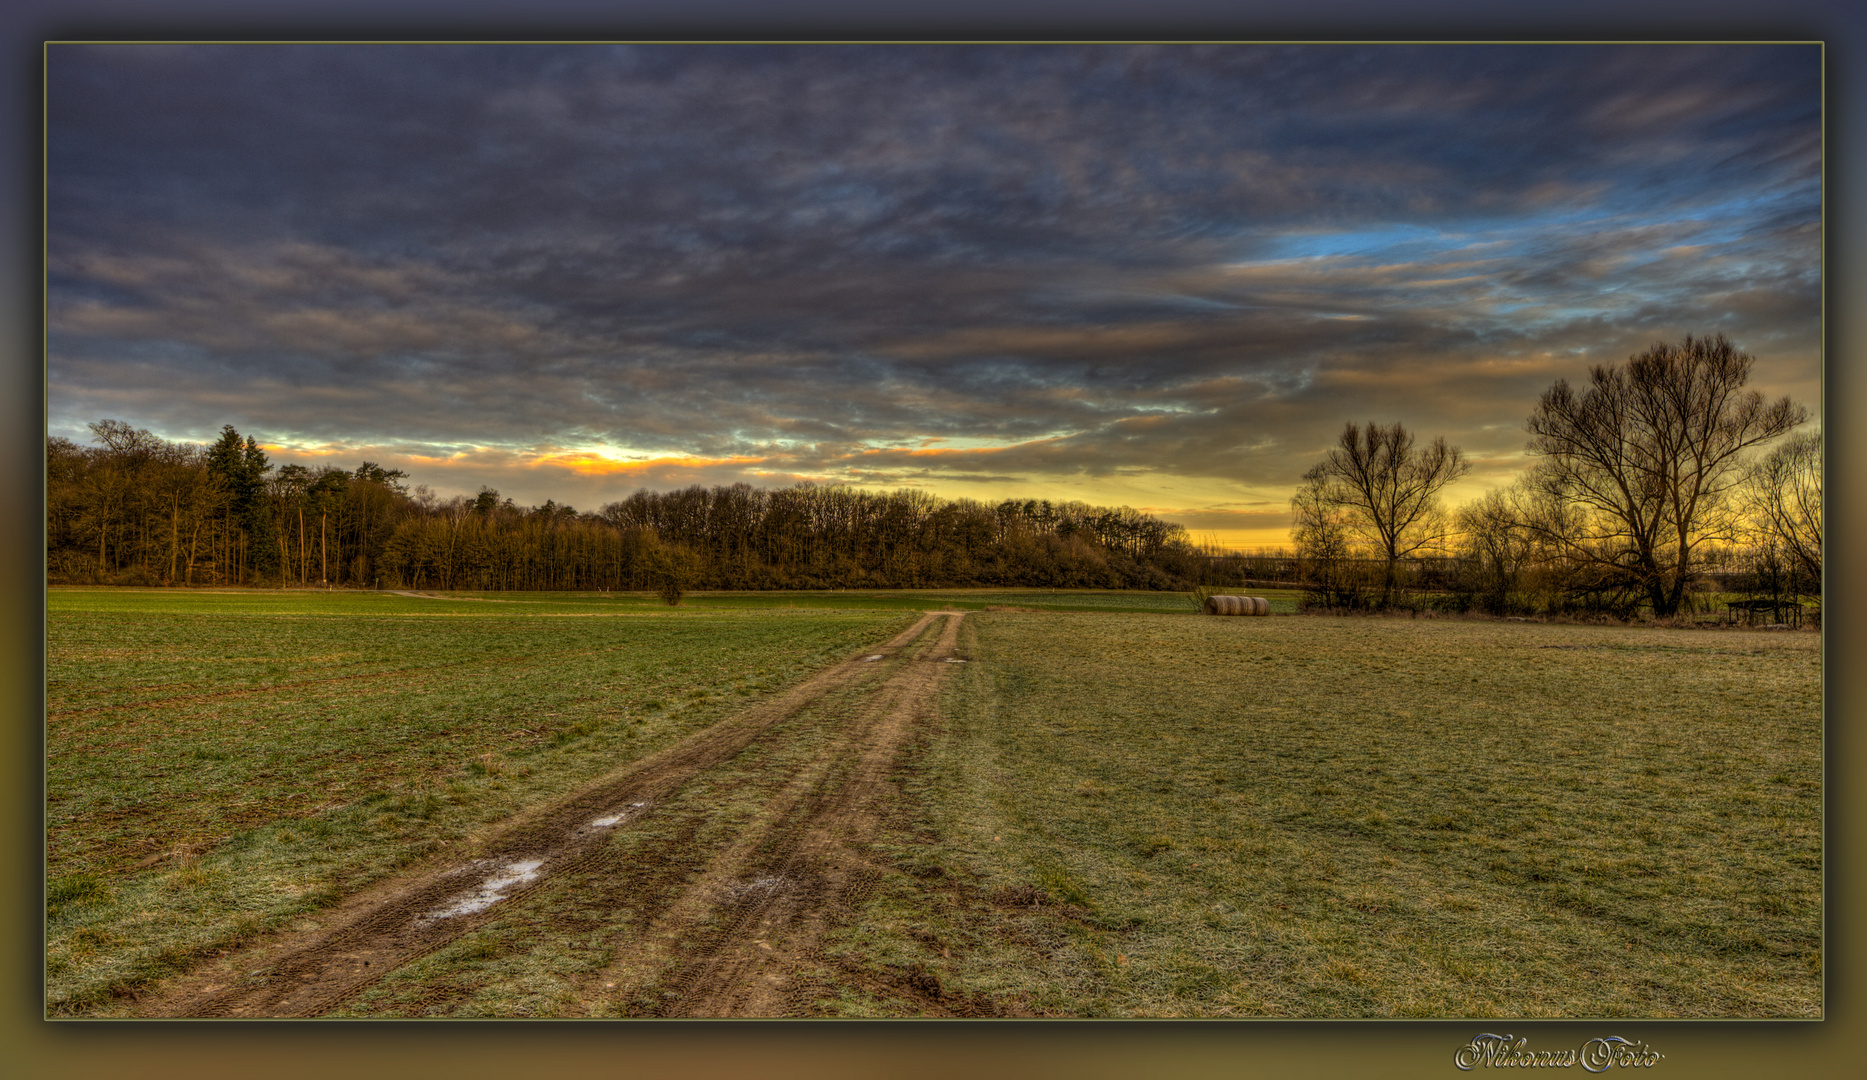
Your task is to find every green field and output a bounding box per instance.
[45,587,1819,1017]
[839,612,1822,1017]
[45,587,916,1011]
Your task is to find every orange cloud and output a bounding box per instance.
[905,445,1002,458]
[530,451,769,476]
[256,443,366,463]
[846,436,1072,463]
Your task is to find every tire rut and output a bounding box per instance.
[615,610,966,1018]
[137,611,957,1019]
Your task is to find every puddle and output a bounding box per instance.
[722,875,789,901]
[945,658,968,663]
[420,858,546,921]
[586,802,650,830]
[863,655,884,662]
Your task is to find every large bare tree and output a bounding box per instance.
[1295,421,1469,605]
[1524,334,1807,617]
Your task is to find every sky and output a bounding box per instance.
[46,42,1822,548]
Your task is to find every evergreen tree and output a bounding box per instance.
[206,425,277,580]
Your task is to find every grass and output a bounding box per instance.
[826,611,1822,1017]
[326,653,891,1018]
[48,586,1819,1018]
[45,586,915,1013]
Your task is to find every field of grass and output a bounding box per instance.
[44,587,916,1012]
[830,612,1822,1017]
[47,586,1818,1018]
[322,655,896,1019]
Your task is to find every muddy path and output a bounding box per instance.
[138,611,967,1019]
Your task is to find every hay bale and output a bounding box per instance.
[1204,594,1269,616]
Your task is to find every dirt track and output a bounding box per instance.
[137,611,967,1018]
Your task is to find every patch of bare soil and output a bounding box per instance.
[135,611,972,1019]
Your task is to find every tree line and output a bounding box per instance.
[48,422,411,590]
[1289,334,1821,619]
[47,425,1217,594]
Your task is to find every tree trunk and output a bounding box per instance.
[186,520,202,585]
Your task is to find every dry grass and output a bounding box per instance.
[45,588,912,1014]
[828,611,1821,1017]
[48,588,1820,1019]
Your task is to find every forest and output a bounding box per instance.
[46,421,1218,594]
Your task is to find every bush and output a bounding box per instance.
[112,564,158,587]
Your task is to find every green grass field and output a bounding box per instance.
[45,587,1819,1017]
[44,587,917,1011]
[835,612,1822,1017]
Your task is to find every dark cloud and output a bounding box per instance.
[47,43,1820,543]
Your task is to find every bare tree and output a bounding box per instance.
[1296,421,1469,606]
[1742,428,1821,591]
[1524,334,1807,617]
[1454,487,1539,615]
[1290,477,1365,608]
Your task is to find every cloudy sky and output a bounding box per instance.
[47,42,1821,547]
